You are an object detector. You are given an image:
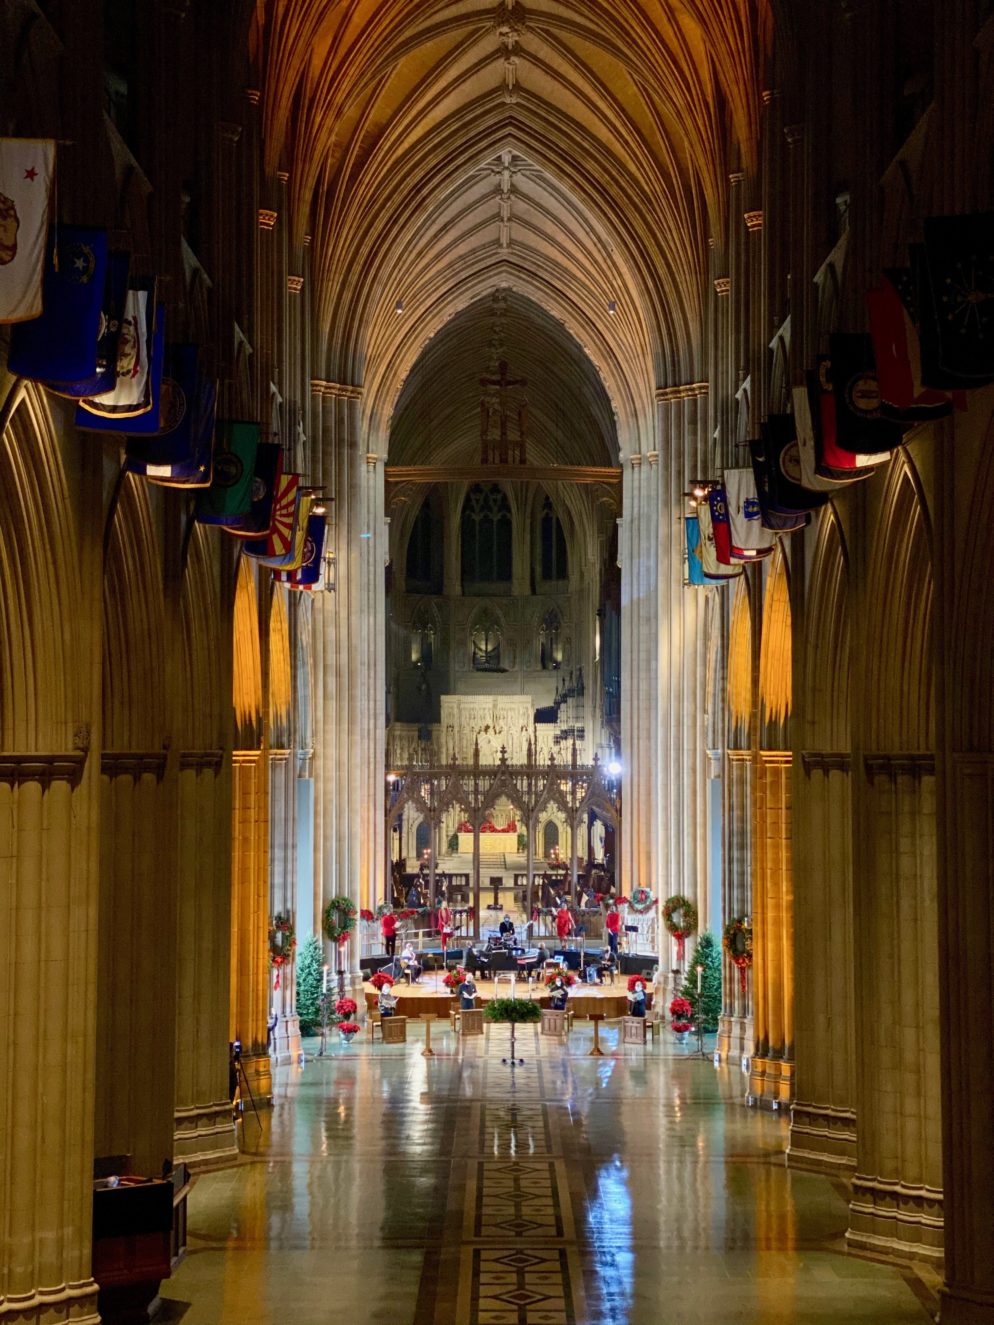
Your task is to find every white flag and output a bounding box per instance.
[724,467,775,557]
[0,139,55,324]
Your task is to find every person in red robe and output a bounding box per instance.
[605,903,622,956]
[381,909,398,958]
[437,902,454,956]
[555,904,574,941]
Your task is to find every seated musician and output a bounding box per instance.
[400,941,422,983]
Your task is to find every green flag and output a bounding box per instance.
[195,421,260,524]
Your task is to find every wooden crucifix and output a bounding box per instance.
[479,359,528,465]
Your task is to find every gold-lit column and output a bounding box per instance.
[174,753,237,1167]
[1,758,100,1324]
[230,750,272,1098]
[717,750,753,1062]
[788,754,856,1174]
[748,751,794,1108]
[846,757,942,1263]
[95,756,178,1176]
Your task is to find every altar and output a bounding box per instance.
[460,832,511,856]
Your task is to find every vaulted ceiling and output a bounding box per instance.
[250,0,771,455]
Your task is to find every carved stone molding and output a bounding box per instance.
[0,752,87,787]
[311,380,364,400]
[244,88,261,105]
[100,751,168,779]
[744,210,764,232]
[714,276,731,296]
[655,381,708,402]
[366,452,380,469]
[728,170,745,185]
[801,751,851,773]
[630,454,642,468]
[276,169,289,184]
[287,275,304,293]
[179,750,224,772]
[646,450,659,466]
[258,208,277,231]
[863,752,935,778]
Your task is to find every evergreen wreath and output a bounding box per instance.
[268,913,296,966]
[662,894,698,961]
[323,895,357,944]
[627,887,656,915]
[722,917,754,992]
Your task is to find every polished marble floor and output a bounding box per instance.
[163,1024,936,1324]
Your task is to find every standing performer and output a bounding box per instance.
[437,901,454,959]
[548,974,570,1011]
[627,977,647,1018]
[378,978,399,1019]
[605,902,622,957]
[381,908,399,958]
[498,914,515,941]
[555,902,574,943]
[458,971,478,1010]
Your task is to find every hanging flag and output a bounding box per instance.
[274,512,327,588]
[696,497,742,578]
[753,418,828,522]
[8,226,108,381]
[685,515,730,586]
[244,470,300,563]
[264,492,315,570]
[0,138,55,323]
[724,467,775,559]
[195,421,261,524]
[866,279,953,421]
[42,249,131,398]
[792,383,851,492]
[76,281,158,421]
[919,213,994,388]
[829,333,905,455]
[125,346,216,487]
[222,441,283,538]
[811,361,888,479]
[707,485,738,562]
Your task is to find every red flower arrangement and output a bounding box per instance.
[369,972,395,990]
[335,997,357,1018]
[442,967,467,992]
[544,966,577,988]
[668,996,694,1033]
[337,1022,361,1035]
[398,908,417,920]
[359,908,375,922]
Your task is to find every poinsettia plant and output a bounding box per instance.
[668,995,694,1033]
[627,973,650,993]
[544,965,577,988]
[369,972,395,990]
[359,908,375,922]
[335,997,357,1018]
[337,1022,361,1035]
[442,967,467,992]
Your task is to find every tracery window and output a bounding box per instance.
[461,483,512,588]
[540,495,568,582]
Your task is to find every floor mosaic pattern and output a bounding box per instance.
[163,1022,937,1324]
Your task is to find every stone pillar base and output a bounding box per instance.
[938,1286,994,1324]
[272,1014,302,1066]
[746,1054,794,1110]
[846,1175,944,1265]
[239,1050,273,1103]
[173,1100,239,1170]
[0,1278,101,1323]
[787,1101,857,1175]
[716,1014,753,1068]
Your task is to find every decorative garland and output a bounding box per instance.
[627,887,656,915]
[723,917,754,993]
[323,895,357,946]
[268,914,296,988]
[662,894,698,963]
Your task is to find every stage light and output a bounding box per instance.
[607,299,618,314]
[395,299,404,313]
[607,759,622,777]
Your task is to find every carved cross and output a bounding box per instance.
[479,359,528,463]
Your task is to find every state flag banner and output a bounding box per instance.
[76,281,158,420]
[696,497,742,578]
[43,250,131,398]
[8,226,108,381]
[811,362,887,479]
[724,467,775,558]
[0,138,55,324]
[275,512,327,588]
[244,471,300,563]
[920,213,994,388]
[829,333,905,455]
[707,485,737,562]
[792,383,852,492]
[223,441,283,538]
[866,280,953,422]
[754,417,828,518]
[685,515,731,586]
[126,345,217,487]
[259,492,314,570]
[196,421,261,524]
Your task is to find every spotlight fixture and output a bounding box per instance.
[395,298,404,314]
[607,759,622,777]
[607,299,618,314]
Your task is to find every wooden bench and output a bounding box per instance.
[370,1013,408,1044]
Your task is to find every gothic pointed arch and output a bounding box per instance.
[233,557,263,750]
[461,482,512,592]
[758,545,792,749]
[803,510,850,752]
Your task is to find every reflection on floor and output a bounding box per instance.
[163,1024,937,1324]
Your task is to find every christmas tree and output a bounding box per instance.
[296,934,324,1034]
[681,930,722,1032]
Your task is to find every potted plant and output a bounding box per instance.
[369,971,395,991]
[332,996,359,1044]
[441,966,467,994]
[542,965,577,989]
[336,1021,361,1043]
[483,997,542,1065]
[668,995,694,1044]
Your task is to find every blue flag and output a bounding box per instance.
[8,226,108,382]
[43,250,131,398]
[125,345,216,486]
[275,513,326,588]
[76,298,164,431]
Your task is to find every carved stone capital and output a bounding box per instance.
[311,380,364,400]
[646,450,659,466]
[287,275,304,294]
[744,210,764,232]
[244,88,262,106]
[714,276,731,296]
[258,209,277,231]
[0,752,87,787]
[179,750,224,772]
[655,381,709,402]
[100,751,168,780]
[801,751,851,774]
[863,752,935,778]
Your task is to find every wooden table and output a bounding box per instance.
[588,1012,607,1056]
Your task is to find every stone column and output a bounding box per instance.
[747,751,794,1109]
[716,749,753,1062]
[173,752,238,1168]
[845,757,942,1264]
[269,748,300,1065]
[0,757,100,1324]
[95,754,178,1176]
[230,750,272,1097]
[787,753,856,1174]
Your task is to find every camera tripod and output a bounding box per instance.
[231,1041,263,1132]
